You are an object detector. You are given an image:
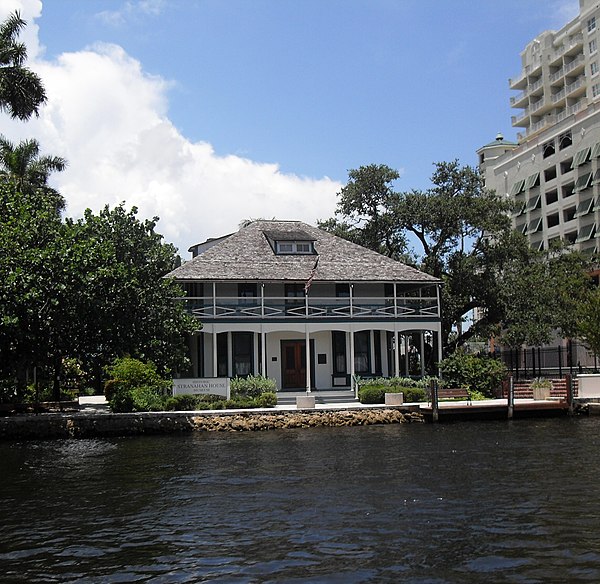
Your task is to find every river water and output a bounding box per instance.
[1,417,600,583]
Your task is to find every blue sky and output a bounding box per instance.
[1,0,580,254]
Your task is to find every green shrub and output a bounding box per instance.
[358,386,386,404]
[104,357,171,412]
[130,385,167,412]
[230,374,277,398]
[402,387,427,402]
[255,391,277,408]
[438,351,507,398]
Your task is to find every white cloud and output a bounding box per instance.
[1,2,341,255]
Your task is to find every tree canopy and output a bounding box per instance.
[0,11,46,120]
[319,161,592,353]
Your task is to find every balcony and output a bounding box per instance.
[178,295,440,321]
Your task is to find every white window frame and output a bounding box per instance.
[589,16,597,33]
[590,38,598,54]
[276,241,314,255]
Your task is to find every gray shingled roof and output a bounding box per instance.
[167,220,439,283]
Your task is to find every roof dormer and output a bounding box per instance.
[263,230,317,255]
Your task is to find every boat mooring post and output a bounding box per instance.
[507,376,514,419]
[566,373,574,415]
[431,378,439,423]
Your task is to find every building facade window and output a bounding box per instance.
[593,83,600,98]
[354,331,371,374]
[275,241,314,254]
[590,38,598,54]
[589,16,597,33]
[332,331,347,375]
[592,61,599,76]
[232,332,253,377]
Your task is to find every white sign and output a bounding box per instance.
[172,378,230,399]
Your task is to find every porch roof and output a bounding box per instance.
[168,220,439,284]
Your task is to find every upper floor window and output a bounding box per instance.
[559,130,572,150]
[589,16,597,33]
[592,61,599,76]
[264,229,316,255]
[276,240,314,254]
[590,38,598,54]
[593,82,600,98]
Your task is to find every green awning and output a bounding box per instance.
[576,223,596,243]
[572,147,591,168]
[509,179,526,196]
[526,194,541,211]
[524,172,540,190]
[575,198,595,217]
[527,218,542,234]
[574,171,592,192]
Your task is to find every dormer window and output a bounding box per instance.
[264,229,316,255]
[276,240,314,254]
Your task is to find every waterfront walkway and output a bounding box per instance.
[77,394,575,418]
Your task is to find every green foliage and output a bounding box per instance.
[402,387,427,402]
[357,384,427,404]
[104,357,171,413]
[438,351,507,398]
[230,374,277,398]
[358,386,387,404]
[320,161,592,354]
[0,11,47,120]
[576,286,600,359]
[255,391,277,407]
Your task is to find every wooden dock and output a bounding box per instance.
[420,398,571,422]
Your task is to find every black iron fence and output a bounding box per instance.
[497,341,598,380]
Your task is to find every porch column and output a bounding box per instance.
[404,335,410,376]
[350,326,356,398]
[212,330,218,378]
[227,331,233,378]
[305,326,311,393]
[437,327,443,372]
[394,329,400,378]
[370,330,376,375]
[420,331,426,377]
[261,327,266,377]
[253,332,259,375]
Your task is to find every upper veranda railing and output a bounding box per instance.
[177,295,440,320]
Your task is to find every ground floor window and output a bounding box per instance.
[233,332,254,377]
[332,331,347,374]
[354,331,371,374]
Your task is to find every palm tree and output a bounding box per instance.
[0,135,67,210]
[0,11,46,120]
[0,135,66,187]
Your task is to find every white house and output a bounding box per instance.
[167,220,442,393]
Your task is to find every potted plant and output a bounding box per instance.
[530,377,552,400]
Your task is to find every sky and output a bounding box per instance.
[0,0,581,256]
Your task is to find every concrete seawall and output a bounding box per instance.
[0,407,423,440]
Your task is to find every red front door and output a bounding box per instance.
[282,340,306,389]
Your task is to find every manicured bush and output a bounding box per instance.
[402,387,427,402]
[255,391,277,408]
[358,386,387,404]
[230,374,277,398]
[104,357,171,413]
[438,351,507,398]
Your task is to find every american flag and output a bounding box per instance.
[304,256,319,294]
